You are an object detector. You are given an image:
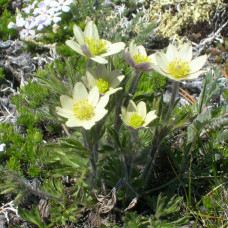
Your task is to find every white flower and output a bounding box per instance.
[66,21,125,64]
[83,65,125,95]
[8,22,16,29]
[120,100,157,130]
[153,43,207,81]
[33,1,48,15]
[56,82,109,130]
[0,143,6,152]
[20,22,36,37]
[50,0,73,12]
[125,40,156,71]
[8,12,26,29]
[44,11,62,26]
[22,1,38,14]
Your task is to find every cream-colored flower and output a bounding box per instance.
[125,40,156,71]
[153,43,207,81]
[83,65,125,96]
[56,82,109,130]
[66,21,125,64]
[120,100,157,130]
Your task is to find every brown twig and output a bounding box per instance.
[179,87,196,104]
[61,124,71,137]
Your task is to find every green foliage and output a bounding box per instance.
[121,194,187,227]
[70,0,96,22]
[123,212,149,228]
[5,156,21,171]
[195,185,228,227]
[0,123,43,170]
[12,81,49,109]
[145,194,188,227]
[0,67,5,83]
[28,165,42,178]
[0,10,17,40]
[187,67,228,143]
[135,71,167,96]
[19,205,48,228]
[11,80,48,127]
[0,0,10,14]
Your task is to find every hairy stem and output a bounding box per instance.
[165,80,180,123]
[82,129,97,184]
[87,58,93,68]
[142,130,161,185]
[123,69,142,107]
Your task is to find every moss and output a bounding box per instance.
[147,0,225,44]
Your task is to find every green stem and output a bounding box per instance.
[165,80,180,123]
[123,69,142,107]
[82,129,97,184]
[114,90,124,133]
[114,69,140,133]
[87,58,93,68]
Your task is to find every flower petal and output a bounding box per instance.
[81,44,93,57]
[135,62,153,71]
[148,53,157,65]
[96,64,108,80]
[143,110,157,127]
[152,65,177,80]
[66,118,82,127]
[96,95,109,108]
[88,86,99,106]
[56,107,73,118]
[129,40,138,56]
[59,95,74,110]
[137,45,147,57]
[120,107,132,125]
[127,100,137,112]
[102,42,125,57]
[125,49,136,68]
[81,120,96,130]
[110,75,125,88]
[73,82,88,102]
[106,87,122,96]
[183,70,207,80]
[92,108,108,122]
[178,43,192,62]
[86,68,97,87]
[84,21,99,40]
[154,52,170,73]
[189,55,207,73]
[73,24,85,45]
[166,44,178,61]
[137,101,147,120]
[90,56,108,64]
[66,40,85,56]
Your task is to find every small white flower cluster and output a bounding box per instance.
[8,0,72,38]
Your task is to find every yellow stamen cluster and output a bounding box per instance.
[85,38,107,55]
[129,113,143,128]
[168,58,190,78]
[73,99,94,120]
[133,54,151,64]
[96,78,109,93]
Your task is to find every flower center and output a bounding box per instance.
[73,99,94,120]
[85,38,107,55]
[96,78,109,93]
[133,54,151,64]
[129,113,143,128]
[168,58,190,78]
